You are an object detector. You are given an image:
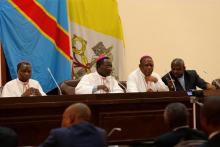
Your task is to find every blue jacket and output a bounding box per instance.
[40,122,107,147]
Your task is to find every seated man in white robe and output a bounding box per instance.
[75,55,123,94]
[1,61,46,97]
[127,55,168,92]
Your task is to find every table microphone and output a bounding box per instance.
[47,68,62,95]
[118,81,127,93]
[114,78,127,93]
[107,128,122,137]
[111,76,127,93]
[168,72,176,91]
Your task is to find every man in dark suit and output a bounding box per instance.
[40,103,107,147]
[200,96,220,147]
[154,103,207,147]
[162,58,215,91]
[0,127,17,147]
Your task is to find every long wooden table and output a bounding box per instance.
[0,91,199,146]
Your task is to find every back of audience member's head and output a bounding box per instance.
[200,96,220,135]
[0,127,18,147]
[62,103,91,128]
[164,103,189,129]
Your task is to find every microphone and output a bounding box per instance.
[117,81,127,93]
[47,68,62,95]
[107,127,122,137]
[168,72,176,91]
[111,76,127,93]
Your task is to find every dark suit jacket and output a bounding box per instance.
[40,122,107,147]
[200,133,220,147]
[0,127,17,147]
[162,70,207,91]
[154,127,207,147]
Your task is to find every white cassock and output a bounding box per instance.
[75,72,124,94]
[1,78,46,97]
[127,68,169,92]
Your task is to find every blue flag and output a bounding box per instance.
[0,0,72,92]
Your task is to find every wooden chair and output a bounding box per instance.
[60,80,80,95]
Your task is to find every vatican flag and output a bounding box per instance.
[68,0,125,80]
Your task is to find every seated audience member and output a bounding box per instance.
[40,103,107,147]
[200,96,220,147]
[1,61,46,97]
[0,127,17,147]
[154,103,207,147]
[162,58,215,91]
[127,55,168,92]
[75,55,123,94]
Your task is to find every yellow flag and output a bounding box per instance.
[68,0,125,80]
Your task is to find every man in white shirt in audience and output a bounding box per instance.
[75,55,123,94]
[127,55,168,92]
[1,61,46,97]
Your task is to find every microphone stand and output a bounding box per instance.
[168,73,176,91]
[47,68,62,95]
[111,76,127,93]
[107,127,122,137]
[189,96,203,129]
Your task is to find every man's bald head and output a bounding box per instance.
[62,103,91,128]
[164,102,189,129]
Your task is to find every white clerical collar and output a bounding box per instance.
[17,78,29,85]
[95,71,110,79]
[173,125,189,131]
[209,130,220,139]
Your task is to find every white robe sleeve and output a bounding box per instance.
[153,73,169,92]
[1,83,15,97]
[75,75,94,94]
[127,73,139,92]
[35,81,46,96]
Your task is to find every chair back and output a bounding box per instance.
[60,80,127,95]
[60,80,80,95]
